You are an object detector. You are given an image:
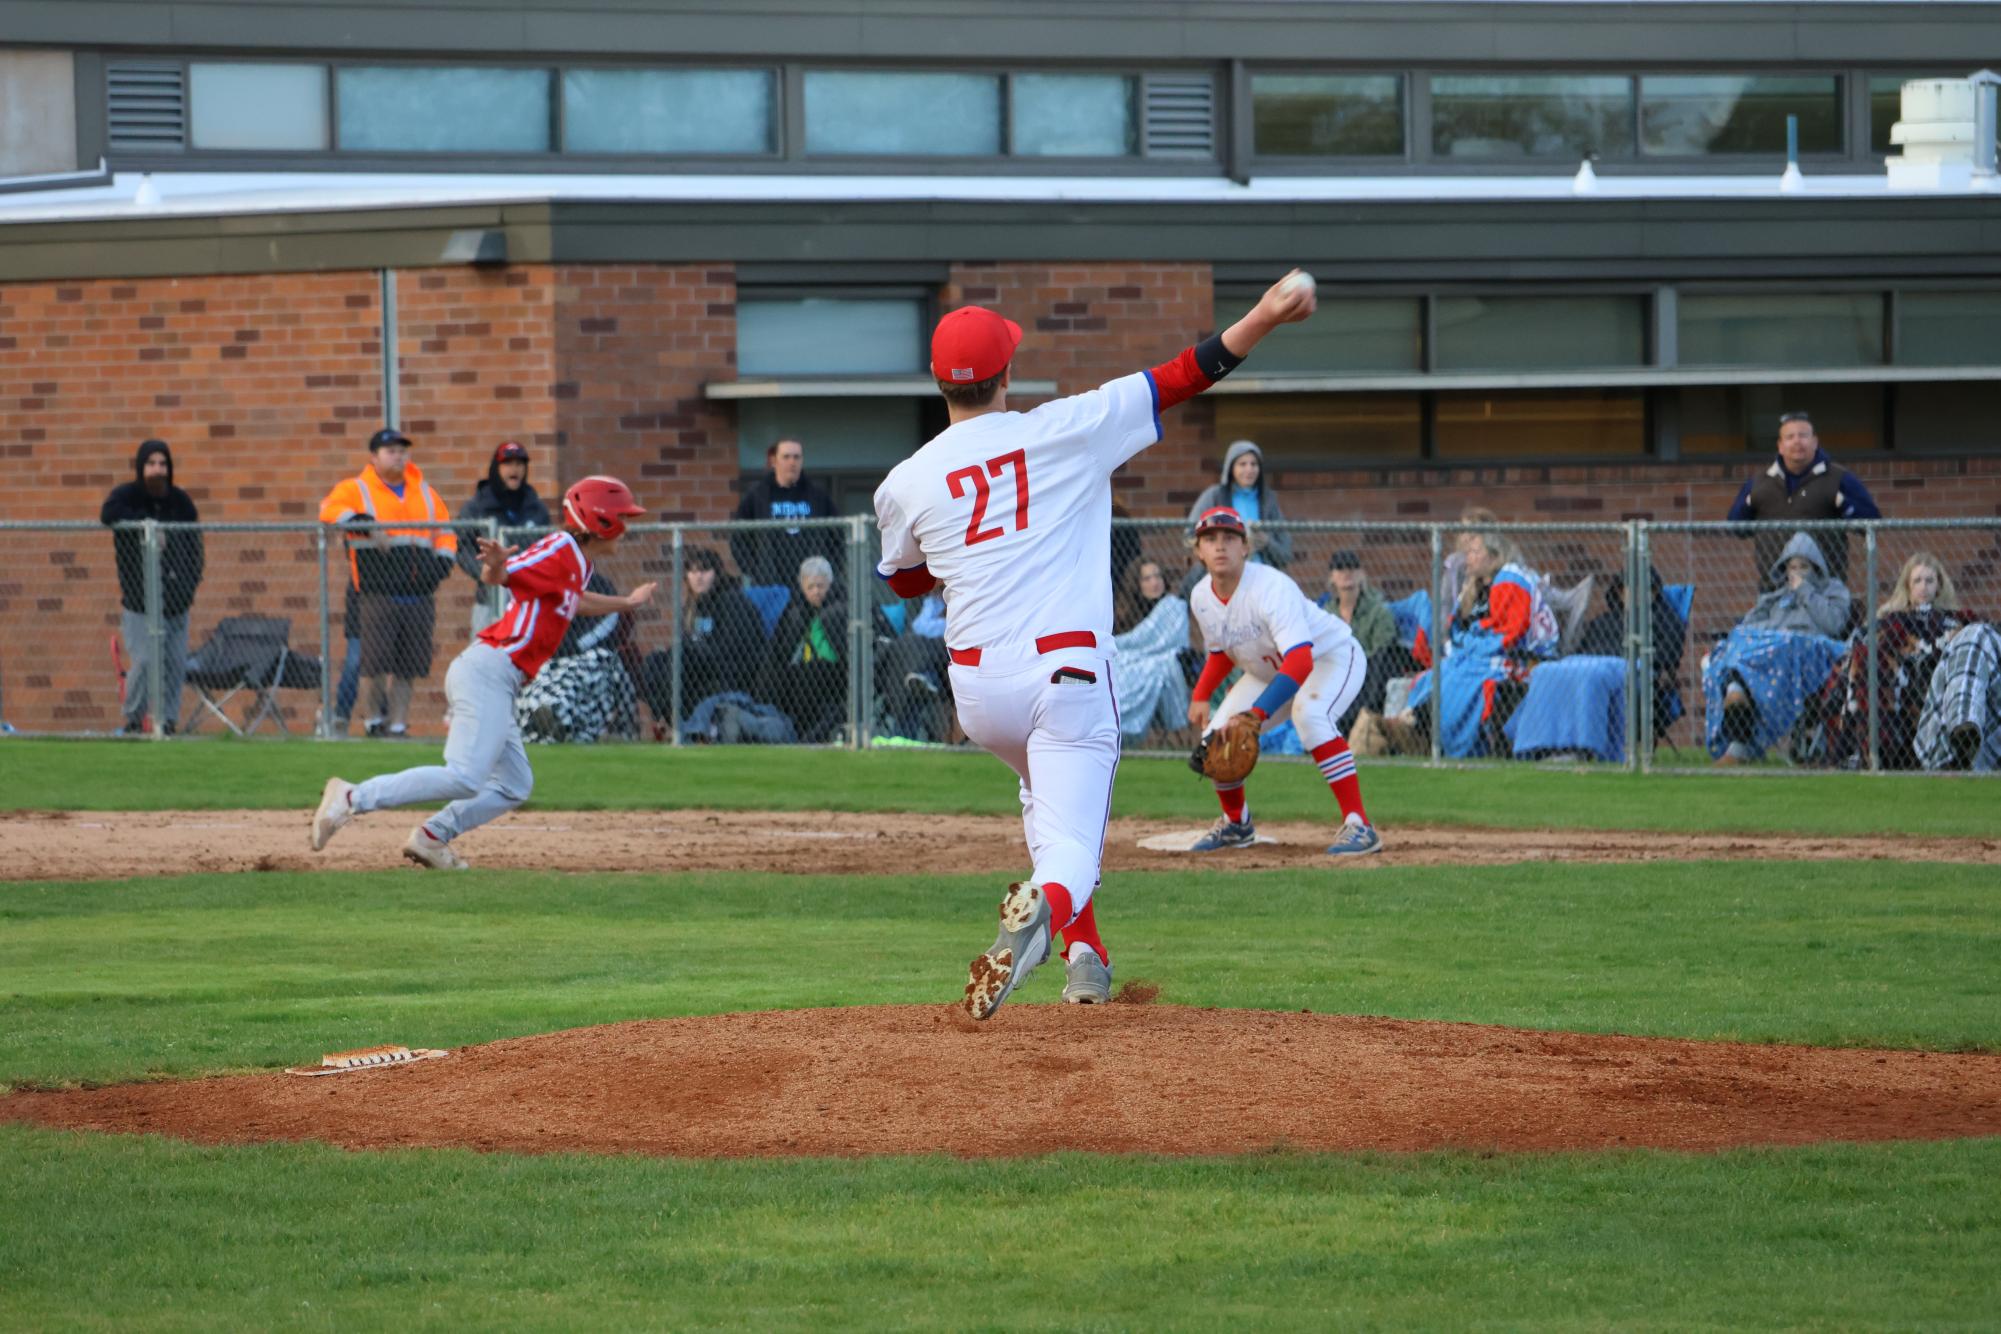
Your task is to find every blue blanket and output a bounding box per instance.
[1404,626,1506,757]
[1505,655,1626,762]
[1702,628,1843,759]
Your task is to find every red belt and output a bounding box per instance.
[948,630,1096,668]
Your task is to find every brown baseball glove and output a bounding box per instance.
[1200,712,1263,784]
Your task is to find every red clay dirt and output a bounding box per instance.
[7,1007,2000,1158]
[3,807,1997,881]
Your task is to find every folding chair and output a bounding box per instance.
[183,616,323,736]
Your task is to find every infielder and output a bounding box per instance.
[875,270,1317,1019]
[1185,506,1382,856]
[310,476,653,868]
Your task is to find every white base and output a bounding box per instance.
[1887,158,1980,191]
[1138,830,1283,853]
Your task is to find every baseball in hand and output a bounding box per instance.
[1281,270,1316,299]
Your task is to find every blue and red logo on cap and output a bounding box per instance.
[1193,506,1248,536]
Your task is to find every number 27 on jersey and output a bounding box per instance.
[946,449,1030,546]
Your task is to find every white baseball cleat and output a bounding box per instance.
[1061,943,1113,1005]
[402,824,470,871]
[310,777,356,851]
[963,882,1052,1020]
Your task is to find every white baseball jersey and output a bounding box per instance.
[874,372,1158,649]
[1191,561,1357,680]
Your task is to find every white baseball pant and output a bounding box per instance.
[1208,640,1367,750]
[949,644,1120,913]
[350,642,534,842]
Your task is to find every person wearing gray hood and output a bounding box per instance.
[1187,440,1292,571]
[1702,530,1852,763]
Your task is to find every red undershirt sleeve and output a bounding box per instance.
[1191,650,1233,703]
[883,563,937,598]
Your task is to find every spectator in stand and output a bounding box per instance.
[1111,556,1191,745]
[1915,621,2001,771]
[1805,552,1976,769]
[1576,564,1686,736]
[1187,440,1292,571]
[1438,505,1501,614]
[457,441,551,633]
[1388,529,1557,757]
[318,428,457,739]
[638,546,765,728]
[518,568,640,744]
[1726,410,1881,590]
[756,554,850,744]
[1317,549,1401,732]
[876,589,953,742]
[730,437,839,588]
[100,439,204,735]
[1703,531,1851,764]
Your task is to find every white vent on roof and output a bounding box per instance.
[1142,74,1215,160]
[107,63,187,152]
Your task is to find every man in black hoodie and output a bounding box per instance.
[457,441,552,631]
[100,439,204,734]
[730,437,840,588]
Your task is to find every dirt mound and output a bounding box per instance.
[4,808,1996,882]
[8,1007,1999,1158]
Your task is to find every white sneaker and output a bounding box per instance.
[403,824,470,870]
[310,777,355,851]
[1061,943,1113,1004]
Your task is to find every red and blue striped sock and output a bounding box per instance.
[1311,738,1368,824]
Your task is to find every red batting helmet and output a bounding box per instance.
[562,475,645,540]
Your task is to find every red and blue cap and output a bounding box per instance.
[1193,506,1249,538]
[931,305,1023,384]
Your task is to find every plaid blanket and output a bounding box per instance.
[1914,622,2001,771]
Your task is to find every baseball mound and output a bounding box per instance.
[4,808,1998,881]
[7,1006,2000,1158]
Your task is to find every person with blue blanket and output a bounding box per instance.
[1391,530,1558,757]
[1704,530,1851,764]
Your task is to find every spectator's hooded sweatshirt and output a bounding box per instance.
[457,453,552,586]
[1742,530,1851,638]
[1187,440,1292,569]
[100,439,204,617]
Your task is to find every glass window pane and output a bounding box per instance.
[1640,75,1842,155]
[1433,390,1645,459]
[190,63,328,150]
[738,398,923,476]
[1214,291,1420,374]
[1215,393,1423,464]
[1435,296,1646,372]
[737,298,923,376]
[804,71,1001,155]
[1430,75,1633,159]
[337,67,550,152]
[563,68,772,155]
[1678,383,1884,456]
[1012,73,1134,156]
[1894,380,2001,453]
[1680,294,1884,368]
[1899,292,2001,365]
[1252,74,1403,157]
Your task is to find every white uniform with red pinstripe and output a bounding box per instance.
[351,532,591,844]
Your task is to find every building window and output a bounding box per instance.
[1215,393,1424,465]
[1898,291,2001,366]
[1430,75,1633,159]
[1433,296,1646,371]
[563,69,774,155]
[1679,294,1885,368]
[1215,290,1421,374]
[1251,74,1404,157]
[804,71,1002,156]
[736,296,924,377]
[336,66,551,152]
[1012,74,1135,157]
[1432,389,1646,459]
[1678,383,1884,456]
[189,63,328,150]
[1894,382,2001,453]
[1639,75,1843,156]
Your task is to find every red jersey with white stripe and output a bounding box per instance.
[476,531,590,680]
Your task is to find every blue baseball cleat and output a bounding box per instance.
[1326,818,1383,857]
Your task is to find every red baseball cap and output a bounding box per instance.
[930,305,1022,384]
[1193,506,1249,537]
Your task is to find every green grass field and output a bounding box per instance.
[2,741,1998,1328]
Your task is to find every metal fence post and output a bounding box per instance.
[1428,524,1444,767]
[1636,524,1656,774]
[142,520,165,740]
[1622,521,1641,772]
[669,526,684,746]
[316,525,333,739]
[1865,524,1881,773]
[850,515,873,749]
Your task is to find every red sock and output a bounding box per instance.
[1214,781,1247,824]
[1060,899,1109,966]
[1311,738,1368,824]
[1040,881,1075,933]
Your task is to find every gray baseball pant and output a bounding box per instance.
[351,642,534,842]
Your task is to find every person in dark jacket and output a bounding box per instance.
[100,439,204,734]
[1726,410,1881,590]
[730,437,840,588]
[756,555,851,743]
[457,441,552,631]
[638,546,767,727]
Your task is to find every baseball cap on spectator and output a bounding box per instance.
[1193,506,1248,538]
[494,440,530,462]
[931,305,1023,384]
[368,427,414,452]
[1329,549,1362,570]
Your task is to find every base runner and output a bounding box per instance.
[309,476,653,868]
[1185,506,1382,856]
[875,271,1317,1019]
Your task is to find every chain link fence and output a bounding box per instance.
[2,517,1994,775]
